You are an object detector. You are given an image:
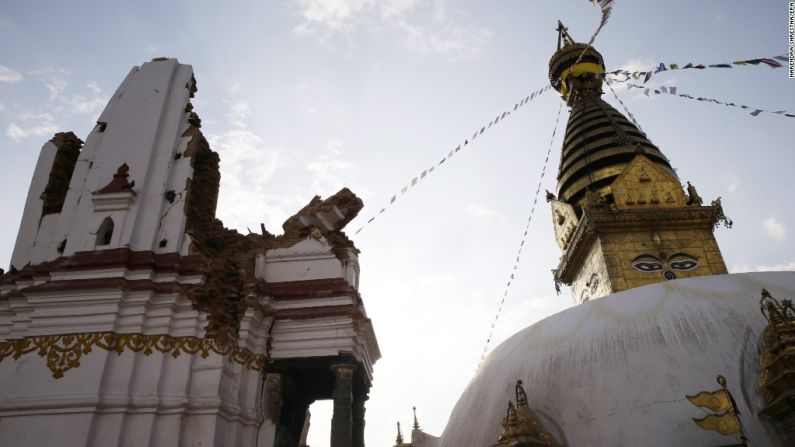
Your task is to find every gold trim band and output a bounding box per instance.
[0,332,267,378]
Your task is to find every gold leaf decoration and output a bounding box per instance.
[0,332,267,378]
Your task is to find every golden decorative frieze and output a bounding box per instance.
[0,332,267,378]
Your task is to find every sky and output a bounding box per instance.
[1,1,793,445]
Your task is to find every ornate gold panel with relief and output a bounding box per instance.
[611,154,687,211]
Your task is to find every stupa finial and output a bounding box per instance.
[556,20,575,50]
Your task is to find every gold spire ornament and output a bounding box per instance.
[686,375,747,444]
[758,288,795,442]
[686,376,733,413]
[395,421,404,446]
[492,380,559,447]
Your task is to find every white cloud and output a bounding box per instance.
[293,0,491,59]
[393,19,492,60]
[617,57,655,75]
[303,138,371,201]
[37,76,108,117]
[86,81,102,96]
[379,0,418,19]
[763,217,786,241]
[5,122,58,142]
[65,82,108,116]
[0,64,23,83]
[228,101,250,128]
[45,79,67,100]
[307,154,355,192]
[467,203,499,220]
[209,101,292,233]
[731,260,795,273]
[19,111,54,122]
[295,0,374,33]
[724,173,739,193]
[29,67,70,76]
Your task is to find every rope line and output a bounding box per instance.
[352,85,552,236]
[604,54,787,85]
[477,100,565,368]
[604,78,646,134]
[624,82,795,119]
[570,0,615,69]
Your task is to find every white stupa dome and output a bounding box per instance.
[438,271,795,446]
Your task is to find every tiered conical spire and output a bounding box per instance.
[549,22,676,214]
[547,21,728,302]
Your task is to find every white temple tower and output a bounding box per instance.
[0,58,379,447]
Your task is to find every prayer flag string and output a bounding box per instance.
[474,0,611,367]
[605,77,646,134]
[605,55,787,85]
[477,100,565,368]
[570,0,616,68]
[352,85,553,236]
[625,82,795,119]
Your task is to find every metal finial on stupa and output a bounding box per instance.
[556,20,575,50]
[395,421,404,444]
[413,405,420,430]
[515,380,528,408]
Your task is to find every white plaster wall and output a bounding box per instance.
[10,141,58,269]
[439,271,795,447]
[0,345,266,447]
[28,59,197,260]
[0,285,274,447]
[270,316,379,381]
[261,238,359,285]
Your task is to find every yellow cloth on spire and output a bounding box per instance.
[558,62,604,98]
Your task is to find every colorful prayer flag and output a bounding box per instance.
[760,58,783,68]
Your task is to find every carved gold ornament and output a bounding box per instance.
[758,288,795,435]
[0,332,267,378]
[493,380,559,447]
[685,375,747,442]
